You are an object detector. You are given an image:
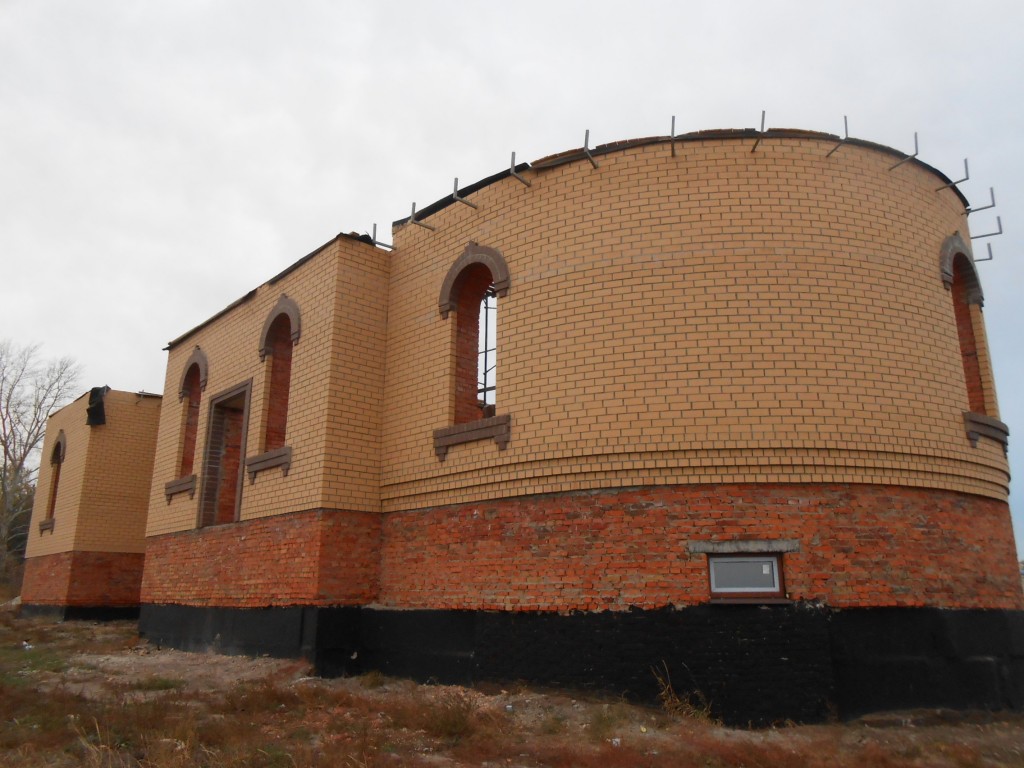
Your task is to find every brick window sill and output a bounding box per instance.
[963,412,1009,453]
[164,475,196,502]
[38,518,55,534]
[244,445,292,482]
[433,414,511,461]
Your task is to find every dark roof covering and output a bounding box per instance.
[393,163,530,227]
[167,128,971,352]
[395,128,970,227]
[165,231,377,351]
[268,231,374,286]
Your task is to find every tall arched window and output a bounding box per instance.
[452,262,497,423]
[244,295,300,481]
[262,311,295,451]
[433,243,512,460]
[940,233,1008,451]
[165,347,207,501]
[41,430,66,531]
[950,253,985,414]
[179,364,203,476]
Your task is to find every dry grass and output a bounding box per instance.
[1,611,1023,767]
[651,660,718,724]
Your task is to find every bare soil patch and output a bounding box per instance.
[1,608,1023,767]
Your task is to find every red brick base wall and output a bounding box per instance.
[379,483,1023,611]
[139,485,1022,612]
[141,509,380,607]
[21,551,145,607]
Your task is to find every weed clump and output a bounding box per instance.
[132,675,185,692]
[651,661,718,724]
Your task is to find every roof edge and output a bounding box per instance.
[165,231,379,352]
[395,128,970,227]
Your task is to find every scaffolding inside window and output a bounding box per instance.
[478,288,497,409]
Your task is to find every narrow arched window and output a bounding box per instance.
[179,363,203,476]
[453,263,497,423]
[45,431,66,523]
[176,350,207,481]
[940,233,1008,452]
[244,295,300,481]
[166,347,208,501]
[950,253,985,414]
[433,243,512,460]
[263,312,294,451]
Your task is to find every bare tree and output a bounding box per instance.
[0,340,80,577]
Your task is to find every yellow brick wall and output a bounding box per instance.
[145,235,389,537]
[380,136,1008,511]
[25,394,90,557]
[25,390,161,556]
[321,238,390,511]
[75,392,162,552]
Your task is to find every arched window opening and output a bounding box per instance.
[44,431,66,525]
[263,313,293,452]
[433,242,512,460]
[940,234,1008,451]
[453,263,497,423]
[244,296,300,481]
[179,363,203,477]
[951,253,985,414]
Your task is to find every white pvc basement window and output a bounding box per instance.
[708,555,783,598]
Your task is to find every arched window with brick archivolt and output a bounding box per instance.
[243,295,300,481]
[940,233,1008,451]
[261,311,295,451]
[164,347,208,501]
[951,253,985,414]
[940,233,988,414]
[45,430,66,523]
[433,243,512,460]
[177,347,208,478]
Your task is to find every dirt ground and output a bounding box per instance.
[2,604,1023,767]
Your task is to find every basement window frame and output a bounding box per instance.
[688,539,797,604]
[707,554,784,600]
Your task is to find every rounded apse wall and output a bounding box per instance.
[385,131,1007,507]
[380,130,1019,610]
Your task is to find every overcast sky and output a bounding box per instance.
[2,0,1022,547]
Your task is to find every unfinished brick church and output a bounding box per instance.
[24,128,1024,723]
